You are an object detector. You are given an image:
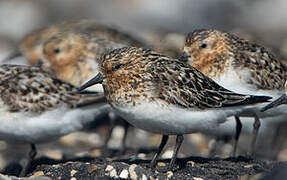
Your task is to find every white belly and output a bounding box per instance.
[0,103,110,144]
[215,69,287,118]
[113,102,243,135]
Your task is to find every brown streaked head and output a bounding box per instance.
[99,46,150,75]
[182,29,231,77]
[42,32,86,69]
[20,26,61,65]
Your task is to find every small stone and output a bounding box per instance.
[157,162,166,167]
[105,165,114,172]
[142,174,148,180]
[129,164,138,180]
[110,169,118,178]
[161,149,173,159]
[30,171,44,177]
[244,164,254,168]
[167,171,173,178]
[188,161,195,167]
[105,165,118,178]
[119,169,129,179]
[137,153,146,159]
[70,169,77,177]
[193,177,204,180]
[88,164,99,174]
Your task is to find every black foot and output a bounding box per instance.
[20,144,37,177]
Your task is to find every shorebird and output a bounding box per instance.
[0,64,107,176]
[3,19,144,66]
[180,29,287,156]
[77,47,271,170]
[39,21,146,149]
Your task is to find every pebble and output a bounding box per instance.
[70,169,77,177]
[105,165,118,178]
[88,164,99,174]
[30,171,44,177]
[193,177,204,180]
[187,161,195,167]
[119,169,129,179]
[129,164,138,180]
[167,171,173,178]
[161,149,173,159]
[244,164,254,168]
[142,174,148,180]
[157,162,166,167]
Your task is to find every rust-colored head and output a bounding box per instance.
[182,29,231,77]
[41,32,99,87]
[42,32,87,68]
[97,47,153,105]
[20,26,61,65]
[99,47,147,76]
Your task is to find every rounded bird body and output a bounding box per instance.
[181,29,287,155]
[78,47,271,168]
[97,47,270,133]
[0,64,108,144]
[181,29,287,117]
[182,29,286,96]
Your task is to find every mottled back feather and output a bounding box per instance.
[0,65,98,113]
[100,47,271,109]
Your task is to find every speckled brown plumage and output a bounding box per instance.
[40,22,146,87]
[183,29,287,90]
[98,47,271,109]
[0,64,95,113]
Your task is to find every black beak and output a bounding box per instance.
[178,52,189,62]
[261,94,287,112]
[34,60,44,67]
[2,50,22,62]
[77,73,104,92]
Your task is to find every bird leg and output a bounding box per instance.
[169,135,184,169]
[248,114,260,156]
[20,144,37,177]
[208,138,218,157]
[102,114,116,149]
[150,135,169,168]
[232,115,242,156]
[120,120,130,153]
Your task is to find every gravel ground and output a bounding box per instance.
[24,154,287,180]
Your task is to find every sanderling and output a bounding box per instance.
[77,47,270,170]
[2,20,84,65]
[181,29,287,156]
[41,30,129,91]
[0,64,108,176]
[3,19,144,66]
[39,22,146,150]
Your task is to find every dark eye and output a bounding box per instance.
[200,43,207,48]
[113,64,123,70]
[53,48,60,54]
